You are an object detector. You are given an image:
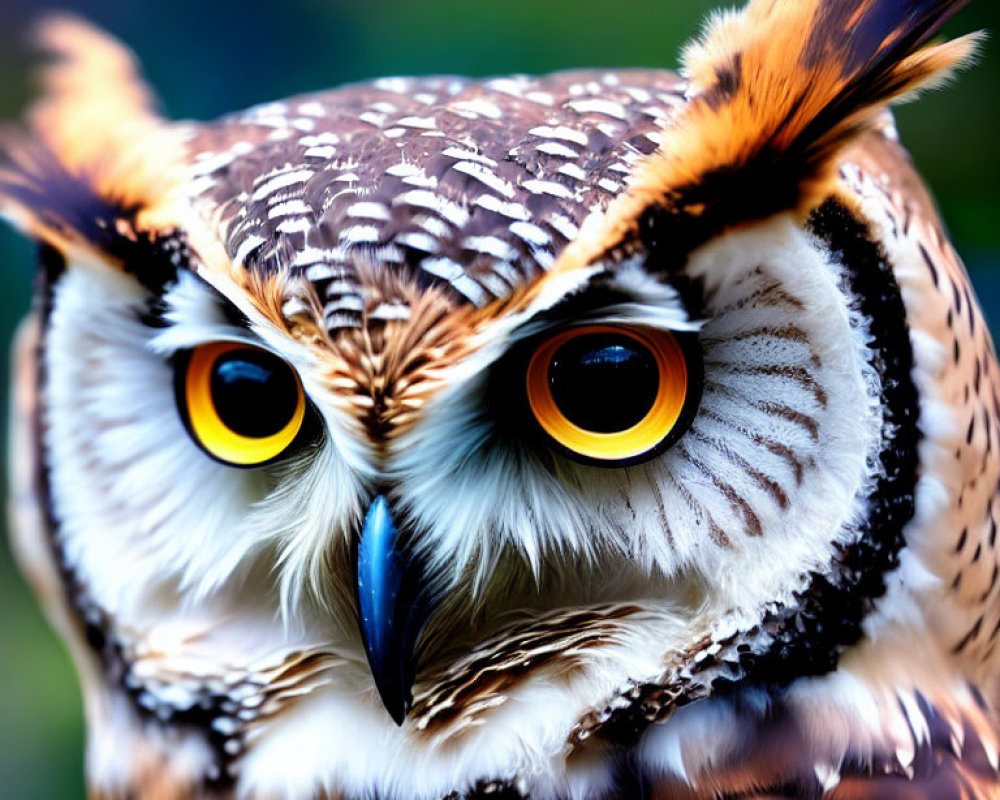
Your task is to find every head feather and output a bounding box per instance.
[541,0,980,285]
[0,16,189,258]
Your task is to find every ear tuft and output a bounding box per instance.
[658,0,981,209]
[29,15,159,179]
[0,16,189,253]
[547,0,979,282]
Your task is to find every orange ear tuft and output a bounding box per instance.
[548,0,980,280]
[29,15,161,184]
[668,0,979,186]
[0,16,189,254]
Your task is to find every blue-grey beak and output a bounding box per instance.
[355,495,434,725]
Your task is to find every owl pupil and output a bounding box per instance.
[210,351,299,438]
[548,334,659,433]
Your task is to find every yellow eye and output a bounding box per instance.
[525,325,693,465]
[177,342,307,467]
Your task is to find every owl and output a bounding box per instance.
[2,0,998,798]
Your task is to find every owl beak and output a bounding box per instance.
[355,495,434,725]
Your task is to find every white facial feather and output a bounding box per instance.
[46,265,366,626]
[42,215,916,798]
[238,604,696,800]
[395,216,882,624]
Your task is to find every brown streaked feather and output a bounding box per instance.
[837,130,1000,673]
[410,603,645,741]
[309,286,479,444]
[532,0,979,295]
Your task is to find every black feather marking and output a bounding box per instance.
[0,146,127,246]
[0,142,184,294]
[801,0,972,154]
[807,0,970,74]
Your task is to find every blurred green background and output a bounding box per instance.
[0,1,997,797]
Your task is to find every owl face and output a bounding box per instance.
[4,2,999,799]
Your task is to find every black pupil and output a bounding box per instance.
[210,350,299,439]
[548,333,659,433]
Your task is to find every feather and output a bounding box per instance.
[0,16,188,255]
[545,0,980,281]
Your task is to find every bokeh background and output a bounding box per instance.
[0,1,997,797]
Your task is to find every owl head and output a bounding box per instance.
[3,1,998,798]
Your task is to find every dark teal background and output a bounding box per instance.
[0,2,996,797]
